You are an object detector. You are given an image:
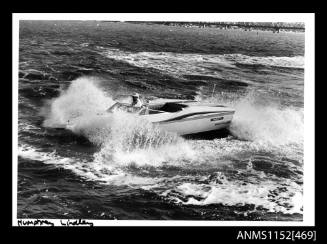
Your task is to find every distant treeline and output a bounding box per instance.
[124,21,305,32]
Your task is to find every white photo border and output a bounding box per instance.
[12,13,315,226]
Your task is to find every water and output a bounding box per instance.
[18,20,304,220]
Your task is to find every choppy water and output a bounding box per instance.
[18,20,304,220]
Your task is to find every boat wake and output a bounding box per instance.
[41,76,303,163]
[18,140,303,215]
[18,76,304,215]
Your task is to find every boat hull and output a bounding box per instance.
[153,111,234,136]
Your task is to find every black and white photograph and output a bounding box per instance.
[13,13,315,226]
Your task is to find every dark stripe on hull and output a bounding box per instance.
[183,128,231,140]
[158,111,234,124]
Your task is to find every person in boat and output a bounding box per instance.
[107,93,145,113]
[131,93,143,107]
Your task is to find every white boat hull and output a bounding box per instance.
[153,111,234,135]
[142,99,235,135]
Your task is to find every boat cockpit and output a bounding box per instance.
[107,102,188,115]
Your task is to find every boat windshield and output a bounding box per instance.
[107,102,188,115]
[107,102,142,113]
[150,102,188,112]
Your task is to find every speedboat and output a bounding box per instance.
[51,95,235,137]
[107,97,235,136]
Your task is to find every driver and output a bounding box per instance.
[131,93,143,107]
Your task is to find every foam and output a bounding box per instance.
[156,172,303,214]
[42,77,196,167]
[18,144,59,162]
[43,76,115,128]
[98,140,195,167]
[198,92,303,148]
[230,97,303,147]
[224,54,304,69]
[19,143,302,214]
[99,47,304,79]
[18,144,159,186]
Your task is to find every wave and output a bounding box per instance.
[230,101,303,147]
[225,54,304,69]
[154,173,303,214]
[42,77,195,167]
[18,143,161,186]
[98,47,304,79]
[197,91,304,148]
[42,76,115,128]
[19,69,56,81]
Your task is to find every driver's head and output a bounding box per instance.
[132,93,139,102]
[132,92,139,98]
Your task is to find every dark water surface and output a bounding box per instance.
[18,21,304,220]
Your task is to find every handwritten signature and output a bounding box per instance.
[17,219,94,227]
[60,219,94,227]
[18,219,55,227]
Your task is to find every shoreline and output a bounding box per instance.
[122,21,305,33]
